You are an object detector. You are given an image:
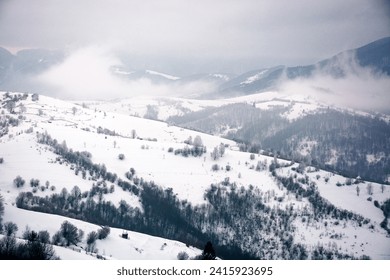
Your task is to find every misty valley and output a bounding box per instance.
[0,37,389,260]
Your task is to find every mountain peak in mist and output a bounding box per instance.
[214,37,390,98]
[0,37,389,101]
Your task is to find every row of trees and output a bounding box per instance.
[0,114,20,137]
[0,222,57,260]
[0,218,111,259]
[0,194,4,231]
[37,132,119,183]
[28,132,362,259]
[172,135,207,157]
[274,173,369,223]
[210,143,226,160]
[169,103,390,183]
[172,145,207,157]
[16,174,355,260]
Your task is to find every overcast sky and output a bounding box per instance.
[0,0,389,74]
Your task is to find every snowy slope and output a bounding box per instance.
[2,205,201,260]
[84,90,386,124]
[1,92,389,259]
[276,164,390,259]
[145,70,180,81]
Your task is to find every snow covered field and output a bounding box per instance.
[0,92,389,259]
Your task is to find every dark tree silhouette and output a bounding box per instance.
[0,194,4,230]
[13,176,25,188]
[202,241,216,260]
[86,231,97,252]
[23,230,56,260]
[97,226,110,240]
[3,222,18,237]
[0,229,57,259]
[60,221,80,246]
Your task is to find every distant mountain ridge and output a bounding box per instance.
[1,91,389,259]
[0,37,389,97]
[214,37,390,97]
[0,47,64,92]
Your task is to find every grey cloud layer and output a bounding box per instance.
[0,0,389,74]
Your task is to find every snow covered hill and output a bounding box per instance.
[137,92,389,184]
[0,92,389,260]
[1,206,201,260]
[214,37,390,97]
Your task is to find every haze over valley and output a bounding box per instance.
[0,0,389,260]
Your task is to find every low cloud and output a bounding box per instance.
[1,0,389,73]
[36,46,218,100]
[25,45,390,113]
[36,46,124,99]
[279,53,390,112]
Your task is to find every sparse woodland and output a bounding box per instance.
[12,131,383,259]
[0,92,389,260]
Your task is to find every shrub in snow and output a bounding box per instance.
[13,176,25,188]
[78,229,84,241]
[211,147,220,160]
[31,93,39,101]
[177,251,189,260]
[38,230,51,244]
[382,199,390,218]
[356,185,360,196]
[118,153,125,160]
[59,221,82,246]
[97,226,110,240]
[366,183,373,195]
[23,229,51,245]
[222,177,230,186]
[211,164,220,171]
[184,136,192,145]
[0,194,3,228]
[30,178,40,188]
[324,177,330,183]
[86,231,98,252]
[3,222,18,236]
[131,129,137,139]
[219,143,225,157]
[52,231,65,246]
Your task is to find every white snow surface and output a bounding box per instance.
[240,70,268,85]
[145,70,180,80]
[210,74,230,81]
[0,92,389,259]
[277,165,390,259]
[2,204,200,260]
[84,90,386,123]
